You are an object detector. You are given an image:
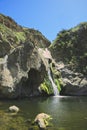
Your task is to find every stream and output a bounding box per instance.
[0,96,87,130]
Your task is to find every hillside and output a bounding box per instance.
[50,22,87,75]
[0,13,50,57]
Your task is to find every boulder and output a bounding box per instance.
[58,63,87,96]
[0,42,46,98]
[9,105,19,113]
[34,113,52,129]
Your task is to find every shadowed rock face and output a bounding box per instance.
[0,14,50,98]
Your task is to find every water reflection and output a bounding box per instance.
[0,96,87,130]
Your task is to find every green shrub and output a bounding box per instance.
[40,77,53,95]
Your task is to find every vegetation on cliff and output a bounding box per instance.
[0,13,50,58]
[50,22,87,75]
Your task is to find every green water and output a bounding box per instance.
[0,96,87,130]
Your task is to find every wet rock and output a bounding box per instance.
[34,113,52,129]
[8,105,19,113]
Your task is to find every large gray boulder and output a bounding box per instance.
[34,113,52,129]
[0,43,46,98]
[57,62,87,96]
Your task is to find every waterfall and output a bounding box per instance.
[3,55,8,69]
[38,48,59,96]
[48,68,59,96]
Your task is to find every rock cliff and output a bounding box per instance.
[0,14,87,97]
[50,22,87,95]
[0,14,51,98]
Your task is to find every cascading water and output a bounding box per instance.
[38,48,59,96]
[48,68,59,96]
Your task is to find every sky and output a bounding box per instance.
[0,0,87,41]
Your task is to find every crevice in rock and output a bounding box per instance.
[16,68,44,98]
[26,68,41,94]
